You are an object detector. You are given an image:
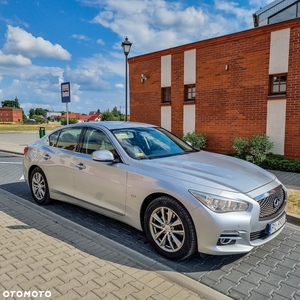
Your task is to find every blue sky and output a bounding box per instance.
[0,0,272,115]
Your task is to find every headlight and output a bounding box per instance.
[189,190,249,213]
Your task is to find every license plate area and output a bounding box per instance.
[267,213,286,235]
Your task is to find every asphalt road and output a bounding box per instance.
[1,152,300,300]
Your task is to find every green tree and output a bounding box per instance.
[29,108,35,119]
[61,118,78,125]
[101,108,124,121]
[35,108,45,116]
[1,97,20,109]
[22,110,28,122]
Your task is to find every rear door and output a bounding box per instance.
[39,127,83,198]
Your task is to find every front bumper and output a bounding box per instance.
[190,181,287,255]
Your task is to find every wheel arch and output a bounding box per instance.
[28,164,41,181]
[140,192,197,233]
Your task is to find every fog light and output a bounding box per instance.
[217,238,236,246]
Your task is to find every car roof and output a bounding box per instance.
[60,121,157,130]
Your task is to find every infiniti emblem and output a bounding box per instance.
[273,197,280,208]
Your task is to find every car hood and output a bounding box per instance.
[140,151,276,193]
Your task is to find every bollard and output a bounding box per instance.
[39,127,46,138]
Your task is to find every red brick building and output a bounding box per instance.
[0,107,22,123]
[128,18,300,159]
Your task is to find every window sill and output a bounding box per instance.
[161,101,171,105]
[267,94,286,99]
[183,100,195,104]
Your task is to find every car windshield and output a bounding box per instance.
[111,126,197,159]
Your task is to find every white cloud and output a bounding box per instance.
[97,38,105,45]
[115,83,123,88]
[72,34,90,41]
[0,50,31,66]
[87,0,258,53]
[3,25,71,60]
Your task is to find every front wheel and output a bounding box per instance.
[144,196,197,260]
[30,167,52,205]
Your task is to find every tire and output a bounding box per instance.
[144,196,197,260]
[30,167,52,205]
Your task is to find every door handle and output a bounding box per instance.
[43,154,50,160]
[75,163,86,170]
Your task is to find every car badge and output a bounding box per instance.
[273,197,280,208]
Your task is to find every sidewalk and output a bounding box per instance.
[0,189,225,300]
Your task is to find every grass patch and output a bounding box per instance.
[287,189,300,215]
[0,123,61,132]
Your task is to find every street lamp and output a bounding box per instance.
[121,36,132,121]
[119,102,123,120]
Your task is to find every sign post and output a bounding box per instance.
[61,82,71,125]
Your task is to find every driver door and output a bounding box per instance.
[73,128,127,215]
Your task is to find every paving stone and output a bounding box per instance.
[253,281,277,296]
[274,282,299,299]
[248,290,272,300]
[228,287,249,300]
[231,262,255,275]
[213,277,236,294]
[223,269,246,283]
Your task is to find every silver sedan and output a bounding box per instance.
[23,122,287,260]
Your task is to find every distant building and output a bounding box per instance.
[253,0,300,27]
[0,107,23,123]
[44,111,62,120]
[61,112,101,122]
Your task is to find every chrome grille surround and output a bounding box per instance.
[255,185,287,220]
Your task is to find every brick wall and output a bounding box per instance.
[0,108,23,123]
[128,19,300,159]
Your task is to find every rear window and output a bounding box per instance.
[50,128,82,152]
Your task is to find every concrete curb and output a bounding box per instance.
[0,187,232,300]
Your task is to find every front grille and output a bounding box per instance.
[250,229,267,241]
[257,187,286,220]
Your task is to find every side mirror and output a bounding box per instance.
[92,150,115,162]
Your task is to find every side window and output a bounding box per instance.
[184,84,196,101]
[81,128,116,156]
[270,74,287,95]
[56,128,82,151]
[49,131,60,147]
[161,87,171,103]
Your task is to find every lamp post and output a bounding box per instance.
[119,102,123,120]
[121,36,132,121]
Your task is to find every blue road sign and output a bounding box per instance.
[61,82,71,103]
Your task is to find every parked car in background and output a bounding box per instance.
[23,122,287,260]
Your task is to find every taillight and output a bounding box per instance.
[24,146,29,154]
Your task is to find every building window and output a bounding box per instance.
[162,87,171,103]
[185,84,196,101]
[270,74,287,94]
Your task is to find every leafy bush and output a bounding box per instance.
[233,134,273,165]
[182,132,207,149]
[61,118,78,125]
[232,137,250,159]
[263,154,300,172]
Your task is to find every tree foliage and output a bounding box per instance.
[61,118,78,125]
[101,107,125,121]
[1,98,20,109]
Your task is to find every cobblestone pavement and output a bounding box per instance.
[1,149,300,299]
